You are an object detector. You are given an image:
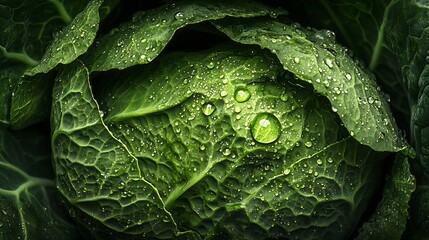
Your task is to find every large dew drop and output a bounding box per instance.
[202,102,216,116]
[251,113,281,144]
[324,58,334,68]
[174,12,185,21]
[234,87,251,103]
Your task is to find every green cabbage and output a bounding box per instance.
[2,0,426,239]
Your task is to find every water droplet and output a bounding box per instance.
[314,29,336,42]
[280,92,289,102]
[187,115,195,121]
[202,102,215,116]
[174,12,185,20]
[234,106,241,113]
[283,168,291,175]
[206,61,215,69]
[316,159,323,165]
[305,141,313,147]
[251,113,281,144]
[293,57,300,64]
[234,87,251,102]
[324,30,336,40]
[220,90,228,97]
[269,11,279,18]
[374,99,382,108]
[324,58,334,68]
[383,118,389,126]
[368,96,375,104]
[222,148,231,156]
[345,73,352,81]
[200,145,206,150]
[331,106,338,112]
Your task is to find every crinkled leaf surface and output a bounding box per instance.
[356,155,415,240]
[10,0,107,129]
[384,0,429,238]
[24,0,103,76]
[83,0,286,72]
[2,0,421,239]
[287,0,411,133]
[0,127,81,239]
[0,0,90,126]
[393,0,429,179]
[51,60,199,239]
[285,0,428,238]
[212,17,409,154]
[94,45,384,239]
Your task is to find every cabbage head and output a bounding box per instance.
[49,1,411,239]
[1,0,419,239]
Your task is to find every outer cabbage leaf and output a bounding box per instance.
[384,0,429,238]
[24,0,104,76]
[356,155,415,240]
[51,60,199,239]
[0,126,81,239]
[392,0,429,181]
[10,0,110,129]
[406,186,429,240]
[286,0,411,133]
[9,71,56,129]
[212,17,410,154]
[0,0,91,126]
[93,45,385,239]
[83,0,286,72]
[0,66,24,126]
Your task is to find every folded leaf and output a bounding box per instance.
[83,0,286,72]
[10,0,107,129]
[213,17,410,154]
[356,155,415,240]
